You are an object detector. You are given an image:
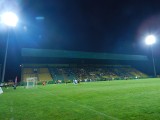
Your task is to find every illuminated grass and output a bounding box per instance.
[1,78,160,120]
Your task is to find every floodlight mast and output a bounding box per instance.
[1,12,18,83]
[145,35,156,77]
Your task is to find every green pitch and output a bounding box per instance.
[1,78,160,120]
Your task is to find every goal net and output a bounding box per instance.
[0,87,3,94]
[26,77,37,88]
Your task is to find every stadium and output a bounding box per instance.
[1,48,160,120]
[1,0,160,120]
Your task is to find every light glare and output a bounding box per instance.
[1,12,18,27]
[145,35,156,45]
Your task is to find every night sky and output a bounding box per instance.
[1,0,160,80]
[17,0,160,54]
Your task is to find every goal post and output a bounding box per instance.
[0,87,3,94]
[26,77,37,88]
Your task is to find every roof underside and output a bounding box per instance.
[21,48,148,61]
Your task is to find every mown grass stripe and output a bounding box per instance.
[38,87,119,120]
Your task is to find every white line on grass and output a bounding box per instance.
[69,100,119,120]
[38,87,120,120]
[10,101,14,120]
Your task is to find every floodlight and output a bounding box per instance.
[1,12,19,83]
[1,12,18,27]
[145,35,156,45]
[144,34,157,77]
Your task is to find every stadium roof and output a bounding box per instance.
[22,48,148,61]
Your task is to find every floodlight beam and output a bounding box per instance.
[1,12,18,27]
[145,35,156,45]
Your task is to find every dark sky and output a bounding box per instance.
[22,0,160,54]
[1,0,160,80]
[10,0,160,54]
[1,0,160,54]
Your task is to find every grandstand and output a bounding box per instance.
[21,64,148,83]
[21,65,52,82]
[21,48,150,83]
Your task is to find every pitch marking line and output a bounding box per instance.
[10,101,14,120]
[38,87,120,120]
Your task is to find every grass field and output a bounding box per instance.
[1,78,160,120]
